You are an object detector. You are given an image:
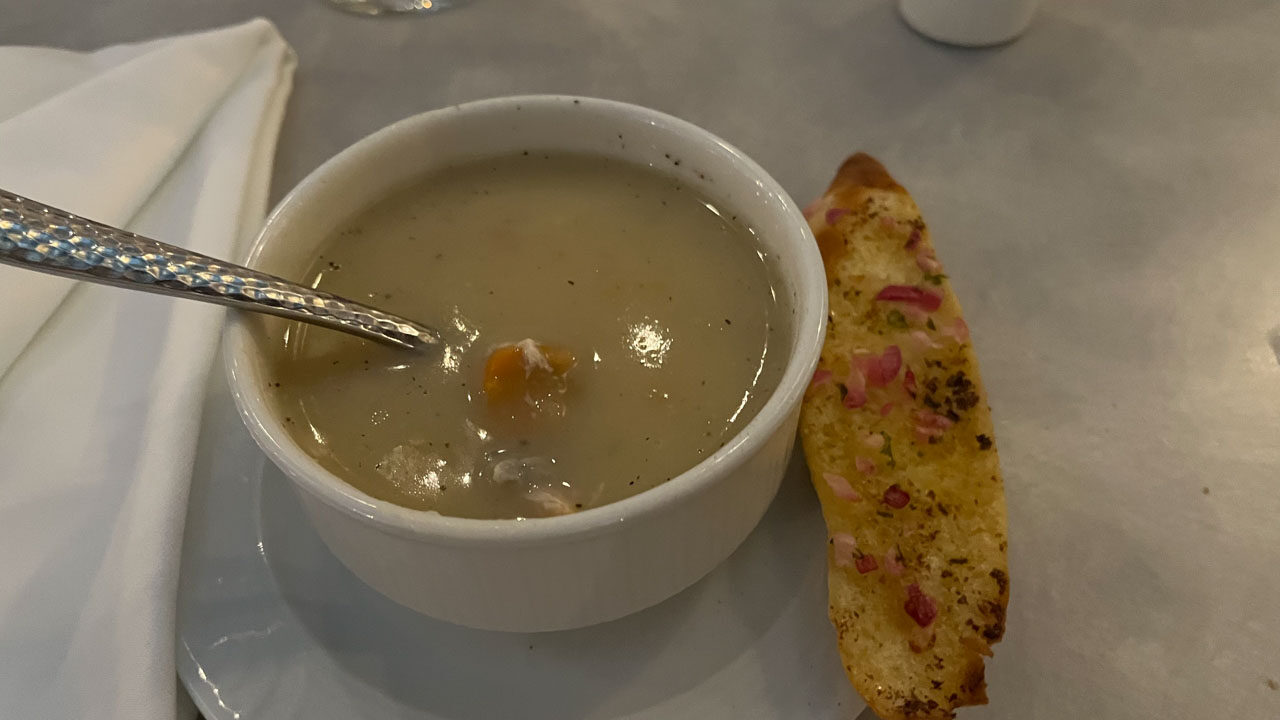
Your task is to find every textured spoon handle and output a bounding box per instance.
[0,189,440,351]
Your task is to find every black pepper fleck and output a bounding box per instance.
[990,568,1008,595]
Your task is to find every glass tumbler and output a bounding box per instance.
[329,0,469,16]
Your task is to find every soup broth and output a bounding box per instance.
[268,153,786,519]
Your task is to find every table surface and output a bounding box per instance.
[7,1,1280,718]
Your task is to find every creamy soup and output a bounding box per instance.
[267,153,786,519]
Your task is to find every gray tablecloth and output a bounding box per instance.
[6,1,1279,718]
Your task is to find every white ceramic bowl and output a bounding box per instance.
[224,96,826,632]
[899,0,1039,47]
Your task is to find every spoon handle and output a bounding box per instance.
[0,189,440,351]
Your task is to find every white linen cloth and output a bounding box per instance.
[0,19,294,719]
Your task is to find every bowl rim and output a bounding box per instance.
[224,94,826,548]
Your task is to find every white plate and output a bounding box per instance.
[177,373,865,720]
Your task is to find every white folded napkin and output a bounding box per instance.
[0,19,294,720]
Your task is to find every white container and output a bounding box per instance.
[223,96,827,632]
[899,0,1040,47]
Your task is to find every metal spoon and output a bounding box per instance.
[0,189,440,351]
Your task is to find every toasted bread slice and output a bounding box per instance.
[799,154,1009,720]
